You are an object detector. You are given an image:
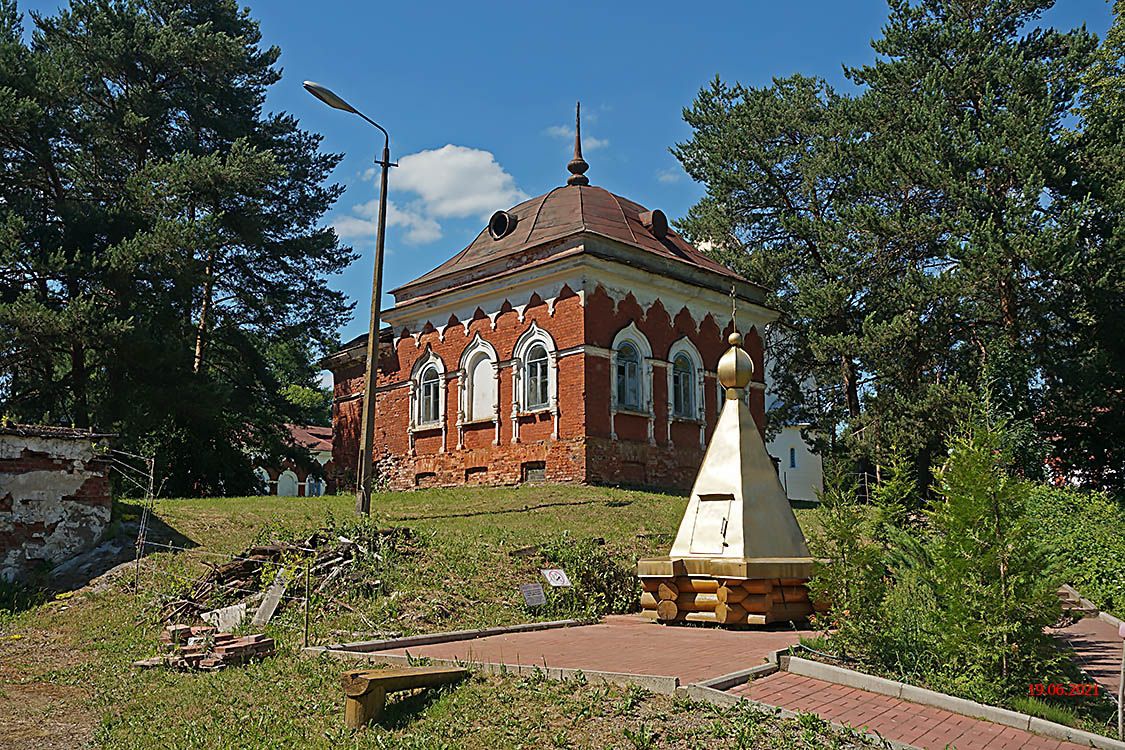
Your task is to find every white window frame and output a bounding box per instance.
[525,343,550,410]
[512,322,557,414]
[458,334,499,424]
[410,347,446,431]
[511,322,559,442]
[610,323,653,416]
[610,322,655,443]
[667,338,704,422]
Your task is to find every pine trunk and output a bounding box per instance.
[193,248,216,374]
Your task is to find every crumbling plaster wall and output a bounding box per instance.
[0,430,112,582]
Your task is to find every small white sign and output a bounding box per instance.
[541,569,572,588]
[519,582,547,607]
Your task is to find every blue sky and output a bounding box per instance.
[19,1,1114,346]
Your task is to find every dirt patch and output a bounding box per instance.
[0,681,96,750]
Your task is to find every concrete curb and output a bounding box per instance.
[307,648,681,694]
[680,682,916,749]
[784,655,1125,750]
[303,618,585,654]
[1098,609,1123,630]
[695,662,778,690]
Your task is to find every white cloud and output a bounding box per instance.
[333,198,442,246]
[657,168,683,184]
[395,145,527,220]
[333,145,523,246]
[544,125,609,151]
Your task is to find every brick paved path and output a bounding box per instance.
[1051,615,1123,696]
[381,614,813,684]
[733,671,1087,750]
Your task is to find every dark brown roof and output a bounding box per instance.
[391,184,746,299]
[286,424,332,453]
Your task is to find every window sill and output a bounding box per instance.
[460,417,496,426]
[614,408,652,418]
[411,423,442,434]
[517,407,552,418]
[671,416,704,425]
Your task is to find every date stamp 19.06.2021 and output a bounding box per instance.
[1028,683,1101,697]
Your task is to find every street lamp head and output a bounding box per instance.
[303,81,357,114]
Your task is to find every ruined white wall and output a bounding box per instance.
[0,431,112,582]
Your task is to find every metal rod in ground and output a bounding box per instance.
[304,558,311,649]
[1117,638,1123,740]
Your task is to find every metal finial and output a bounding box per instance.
[730,284,738,330]
[567,101,590,186]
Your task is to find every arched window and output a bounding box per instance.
[672,353,694,418]
[459,334,499,424]
[420,366,441,425]
[512,322,557,413]
[617,342,641,410]
[525,344,549,410]
[467,351,495,421]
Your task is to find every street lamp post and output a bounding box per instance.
[303,81,394,516]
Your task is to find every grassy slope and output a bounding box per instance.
[0,485,842,750]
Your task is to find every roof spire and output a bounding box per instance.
[567,101,590,186]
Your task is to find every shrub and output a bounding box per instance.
[810,400,1073,703]
[926,405,1066,693]
[1022,485,1125,615]
[537,533,638,620]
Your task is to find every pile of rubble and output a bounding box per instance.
[160,527,411,624]
[133,624,275,672]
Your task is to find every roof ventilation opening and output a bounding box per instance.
[488,210,518,240]
[639,209,668,240]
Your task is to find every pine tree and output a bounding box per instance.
[0,0,354,494]
[850,0,1096,476]
[1041,0,1125,490]
[927,401,1062,693]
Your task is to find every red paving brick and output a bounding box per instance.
[378,615,813,684]
[1050,615,1123,695]
[739,672,1090,750]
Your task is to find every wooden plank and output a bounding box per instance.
[342,666,468,696]
[251,569,288,627]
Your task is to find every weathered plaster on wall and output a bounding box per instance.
[0,430,112,582]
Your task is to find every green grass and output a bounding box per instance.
[0,485,843,749]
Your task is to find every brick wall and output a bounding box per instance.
[0,426,112,582]
[327,282,767,493]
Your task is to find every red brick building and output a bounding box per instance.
[323,131,777,491]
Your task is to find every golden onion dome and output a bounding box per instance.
[717,332,753,391]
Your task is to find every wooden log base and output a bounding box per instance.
[638,573,813,627]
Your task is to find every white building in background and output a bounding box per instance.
[761,366,823,504]
[766,424,823,504]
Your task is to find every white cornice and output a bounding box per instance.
[380,249,776,350]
